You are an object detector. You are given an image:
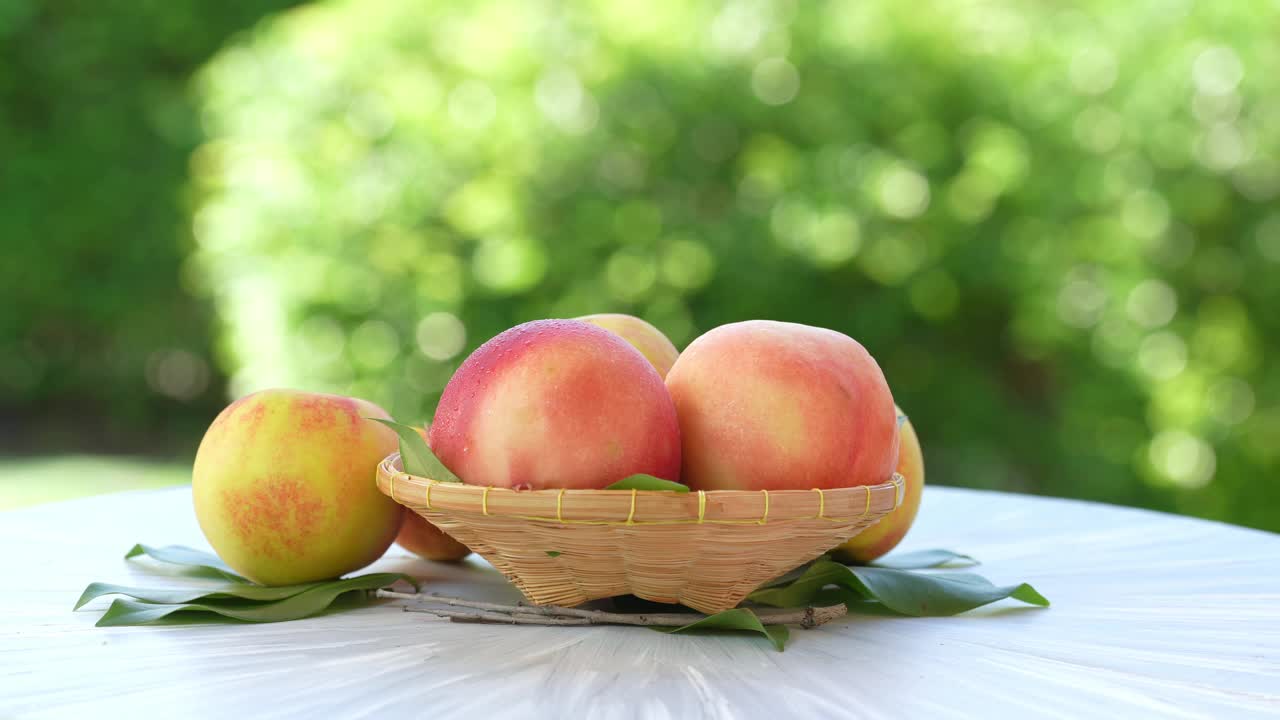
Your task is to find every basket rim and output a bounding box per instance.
[377,453,904,525]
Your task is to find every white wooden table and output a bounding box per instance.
[2,486,1278,719]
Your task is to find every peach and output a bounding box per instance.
[394,424,471,562]
[665,320,898,491]
[832,408,925,563]
[396,508,472,562]
[430,319,681,489]
[575,313,680,378]
[192,389,402,585]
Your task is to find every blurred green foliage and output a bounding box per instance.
[6,0,1277,530]
[192,0,1280,530]
[0,0,298,451]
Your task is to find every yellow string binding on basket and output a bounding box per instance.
[405,478,896,526]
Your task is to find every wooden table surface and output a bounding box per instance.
[2,485,1278,719]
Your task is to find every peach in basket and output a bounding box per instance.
[375,318,903,613]
[378,454,904,614]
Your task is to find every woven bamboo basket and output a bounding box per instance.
[377,453,904,614]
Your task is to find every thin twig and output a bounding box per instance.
[377,589,846,628]
[402,606,591,625]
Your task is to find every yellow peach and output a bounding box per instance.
[576,313,680,378]
[833,408,925,563]
[192,389,402,585]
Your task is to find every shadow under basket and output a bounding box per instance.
[377,454,904,614]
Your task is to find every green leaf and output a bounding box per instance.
[655,608,789,651]
[749,560,1049,617]
[850,568,1049,616]
[124,544,247,582]
[603,474,690,492]
[75,580,327,610]
[368,418,461,483]
[545,551,561,557]
[94,573,413,627]
[758,556,828,590]
[750,561,858,608]
[869,549,979,569]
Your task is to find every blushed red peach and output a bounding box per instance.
[833,408,924,563]
[396,508,472,562]
[192,389,402,585]
[575,313,680,378]
[429,319,682,489]
[665,320,898,491]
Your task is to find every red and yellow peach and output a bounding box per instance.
[665,320,898,491]
[192,390,403,585]
[429,319,682,489]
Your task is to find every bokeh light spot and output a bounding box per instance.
[751,57,800,106]
[535,66,598,135]
[1126,279,1177,328]
[472,237,548,294]
[1137,331,1187,380]
[1207,377,1255,425]
[1057,269,1109,328]
[416,312,467,361]
[660,238,716,289]
[1148,430,1216,488]
[877,165,931,219]
[145,349,211,401]
[808,210,861,267]
[1192,46,1244,96]
[1196,122,1247,171]
[1122,190,1170,240]
[710,0,767,56]
[1069,46,1117,95]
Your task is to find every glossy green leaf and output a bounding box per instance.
[851,568,1049,615]
[75,580,326,610]
[758,557,827,590]
[603,474,690,492]
[750,561,857,607]
[124,544,246,582]
[655,608,789,651]
[369,418,461,483]
[750,560,1048,616]
[545,551,561,557]
[869,549,979,569]
[94,573,413,627]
